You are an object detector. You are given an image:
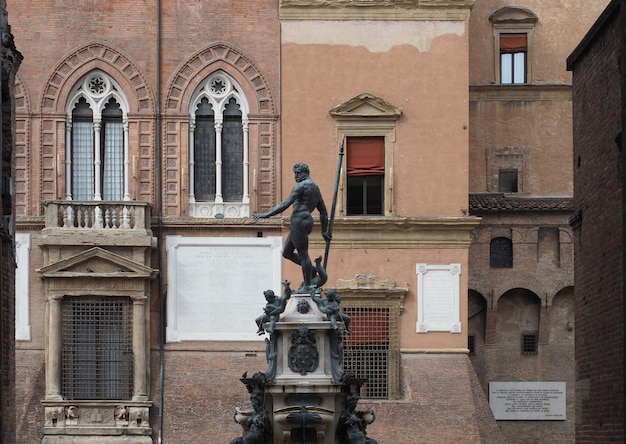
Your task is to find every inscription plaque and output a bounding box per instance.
[416,263,461,333]
[489,381,566,420]
[166,236,283,341]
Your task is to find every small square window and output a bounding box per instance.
[499,169,519,193]
[490,237,513,268]
[521,331,538,355]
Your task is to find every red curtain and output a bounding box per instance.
[500,33,527,53]
[346,136,385,176]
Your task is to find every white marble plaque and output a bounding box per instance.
[489,381,566,420]
[15,232,31,341]
[166,235,283,341]
[416,263,461,333]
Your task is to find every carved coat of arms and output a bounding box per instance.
[288,325,319,375]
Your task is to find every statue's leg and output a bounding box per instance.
[282,234,301,265]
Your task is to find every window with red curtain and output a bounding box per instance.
[500,33,527,84]
[346,136,384,215]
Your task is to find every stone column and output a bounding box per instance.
[132,296,148,400]
[46,296,63,400]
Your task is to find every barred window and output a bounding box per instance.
[468,333,476,355]
[521,330,538,355]
[490,237,513,268]
[62,296,133,400]
[342,307,390,399]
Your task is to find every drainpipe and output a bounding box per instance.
[155,0,165,442]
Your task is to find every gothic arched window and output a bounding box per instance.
[66,71,130,201]
[189,71,249,218]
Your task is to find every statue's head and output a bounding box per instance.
[263,290,276,301]
[327,289,337,300]
[293,163,310,182]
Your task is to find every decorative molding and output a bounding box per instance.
[470,84,572,102]
[279,0,475,20]
[40,41,154,113]
[489,6,538,25]
[37,246,158,279]
[165,42,275,114]
[307,216,481,249]
[330,93,402,120]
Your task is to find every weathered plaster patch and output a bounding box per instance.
[282,20,465,52]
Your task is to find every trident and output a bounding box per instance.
[322,138,345,270]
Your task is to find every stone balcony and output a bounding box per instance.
[43,200,152,231]
[40,200,154,256]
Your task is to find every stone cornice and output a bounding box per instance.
[470,84,572,102]
[279,0,475,20]
[307,216,481,249]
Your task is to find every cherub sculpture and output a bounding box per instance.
[255,280,292,335]
[311,288,351,334]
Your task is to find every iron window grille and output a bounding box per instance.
[490,237,513,268]
[468,333,476,355]
[62,296,134,400]
[342,307,390,399]
[521,330,538,355]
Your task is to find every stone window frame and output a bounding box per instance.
[38,247,155,439]
[61,296,134,400]
[486,146,529,194]
[489,6,538,85]
[335,274,407,400]
[330,93,402,217]
[188,70,251,218]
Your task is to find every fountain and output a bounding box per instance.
[233,159,377,443]
[230,279,377,444]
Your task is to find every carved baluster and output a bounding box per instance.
[111,206,119,229]
[104,207,111,229]
[94,205,103,228]
[122,205,131,229]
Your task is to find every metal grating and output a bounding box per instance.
[342,307,390,399]
[468,333,476,355]
[521,330,538,355]
[62,296,133,400]
[490,237,513,268]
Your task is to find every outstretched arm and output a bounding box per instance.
[252,185,300,220]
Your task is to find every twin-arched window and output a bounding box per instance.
[65,69,250,218]
[189,71,250,218]
[66,71,130,201]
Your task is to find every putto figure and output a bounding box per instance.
[253,163,330,292]
[255,281,292,335]
[311,288,351,334]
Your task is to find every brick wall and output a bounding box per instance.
[1,0,20,440]
[568,1,625,441]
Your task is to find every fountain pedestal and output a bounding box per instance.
[231,291,376,444]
